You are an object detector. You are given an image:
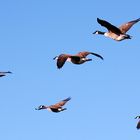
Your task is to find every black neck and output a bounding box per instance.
[97,31,105,35]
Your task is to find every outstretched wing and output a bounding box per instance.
[77,51,104,60]
[97,18,122,34]
[136,120,140,129]
[0,75,5,77]
[119,18,140,33]
[49,97,71,109]
[56,54,70,69]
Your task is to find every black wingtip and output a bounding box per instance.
[67,97,71,100]
[91,53,104,60]
[137,18,140,23]
[57,65,62,69]
[8,71,12,74]
[65,97,71,101]
[136,18,140,21]
[97,18,101,22]
[99,55,104,60]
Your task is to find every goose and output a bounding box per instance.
[93,18,140,41]
[53,51,103,69]
[0,71,12,77]
[35,97,71,113]
[135,116,140,129]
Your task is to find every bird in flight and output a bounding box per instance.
[53,51,103,69]
[135,116,140,129]
[0,71,12,77]
[35,97,71,113]
[93,18,140,41]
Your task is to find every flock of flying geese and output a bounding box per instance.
[2,17,140,129]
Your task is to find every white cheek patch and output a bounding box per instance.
[54,56,58,60]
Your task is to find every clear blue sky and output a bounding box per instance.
[0,0,140,139]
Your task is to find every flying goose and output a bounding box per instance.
[93,18,140,41]
[53,51,103,69]
[35,97,71,113]
[0,71,12,77]
[135,116,140,129]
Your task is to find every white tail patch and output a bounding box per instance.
[81,58,86,61]
[58,108,62,111]
[67,58,72,62]
[47,108,52,111]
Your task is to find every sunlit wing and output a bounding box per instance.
[119,18,140,33]
[49,97,71,108]
[77,51,103,60]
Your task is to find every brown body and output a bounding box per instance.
[93,18,140,41]
[35,97,71,113]
[54,51,103,69]
[0,71,12,77]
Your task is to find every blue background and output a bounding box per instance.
[0,0,140,139]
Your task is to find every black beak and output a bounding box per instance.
[92,31,96,34]
[35,107,41,110]
[53,56,57,60]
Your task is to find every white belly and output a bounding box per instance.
[104,32,125,41]
[115,35,125,41]
[47,108,52,112]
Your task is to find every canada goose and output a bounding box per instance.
[93,18,140,41]
[35,97,71,113]
[0,71,12,77]
[53,51,103,69]
[135,116,140,129]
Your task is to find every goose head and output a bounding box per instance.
[53,56,58,60]
[135,116,140,119]
[35,105,47,110]
[93,30,105,35]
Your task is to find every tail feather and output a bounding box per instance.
[86,58,92,62]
